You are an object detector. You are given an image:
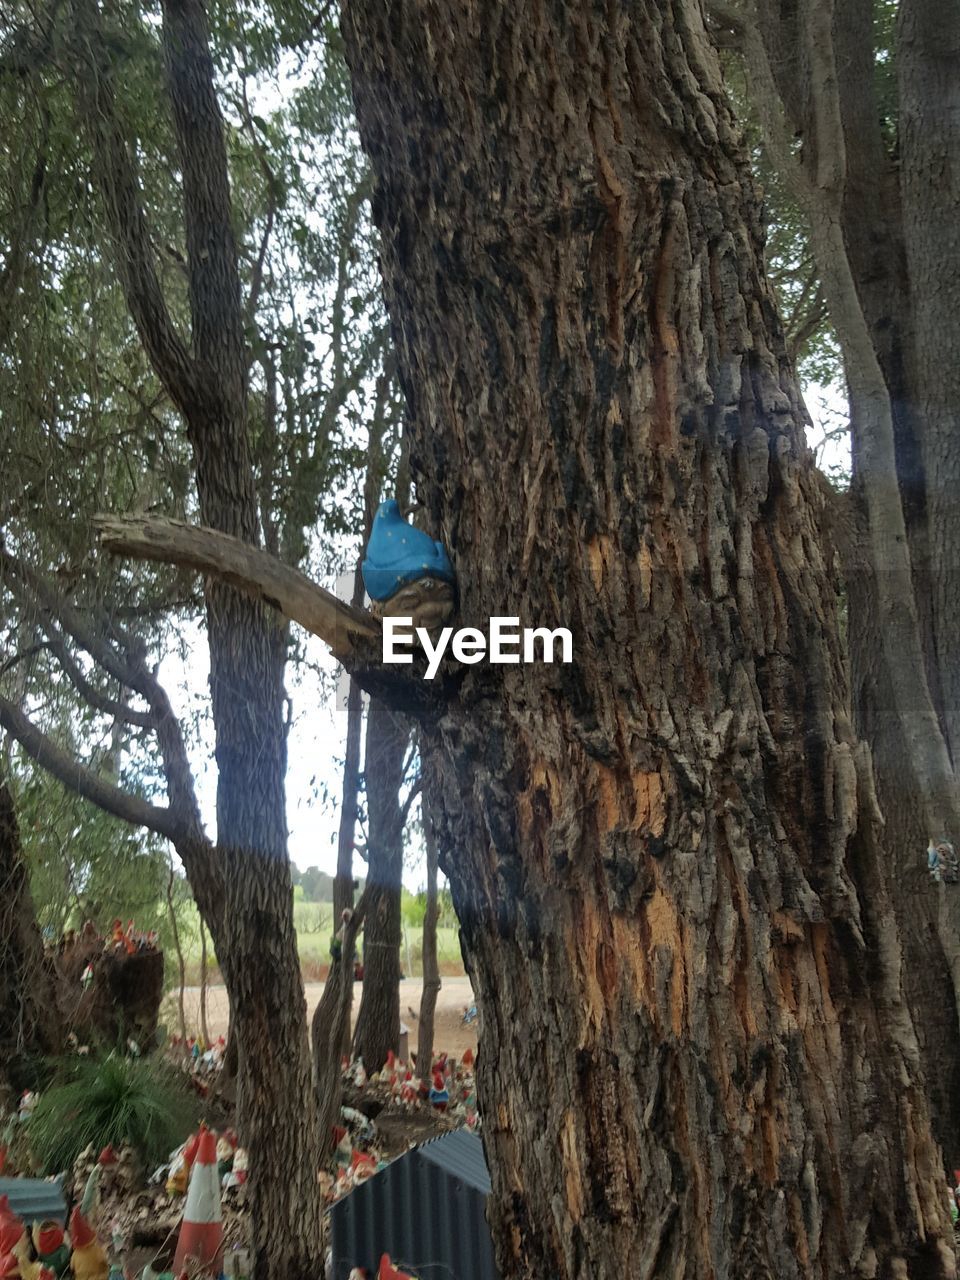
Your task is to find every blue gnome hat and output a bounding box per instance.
[361,499,455,603]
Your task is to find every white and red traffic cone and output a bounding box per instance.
[173,1126,223,1276]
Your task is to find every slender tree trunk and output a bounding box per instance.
[334,379,391,1056]
[0,766,62,1086]
[198,913,210,1047]
[334,578,365,1064]
[312,893,368,1154]
[160,6,323,1275]
[353,698,408,1072]
[417,781,441,1080]
[340,2,954,1275]
[334,663,364,924]
[165,862,189,1047]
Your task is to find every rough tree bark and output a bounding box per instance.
[336,1,956,1275]
[416,778,441,1080]
[352,697,409,1072]
[312,888,368,1154]
[165,861,189,1047]
[897,0,960,757]
[159,7,322,1273]
[0,765,63,1088]
[198,913,210,1047]
[717,0,960,1163]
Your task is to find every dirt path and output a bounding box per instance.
[178,976,479,1059]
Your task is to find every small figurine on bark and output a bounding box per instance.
[361,500,455,631]
[330,909,353,963]
[927,837,959,884]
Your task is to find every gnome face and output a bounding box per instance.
[373,578,456,632]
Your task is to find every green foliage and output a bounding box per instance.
[26,1053,197,1175]
[299,864,335,902]
[17,763,170,938]
[400,888,427,929]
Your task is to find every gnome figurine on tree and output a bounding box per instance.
[361,500,456,631]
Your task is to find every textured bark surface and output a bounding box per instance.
[0,767,62,1088]
[417,777,441,1080]
[898,0,960,760]
[742,0,960,1164]
[339,2,954,1276]
[159,5,323,1273]
[312,891,368,1153]
[353,696,409,1073]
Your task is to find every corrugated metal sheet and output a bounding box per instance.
[330,1130,500,1280]
[0,1176,67,1225]
[417,1129,491,1195]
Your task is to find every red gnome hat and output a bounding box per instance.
[0,1203,17,1250]
[35,1222,65,1255]
[378,1256,415,1280]
[0,1218,23,1256]
[69,1206,96,1249]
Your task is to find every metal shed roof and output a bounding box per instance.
[0,1177,67,1225]
[330,1129,500,1280]
[416,1128,491,1195]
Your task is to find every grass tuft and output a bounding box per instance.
[26,1053,198,1175]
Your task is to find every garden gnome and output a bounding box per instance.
[215,1135,235,1180]
[361,500,456,630]
[32,1223,70,1278]
[428,1069,449,1111]
[166,1130,200,1197]
[378,1257,417,1280]
[350,1151,376,1184]
[224,1147,247,1189]
[330,909,352,962]
[67,1207,107,1280]
[0,1216,24,1259]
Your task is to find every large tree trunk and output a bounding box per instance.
[898,0,960,762]
[0,766,62,1088]
[353,697,408,1072]
[339,2,954,1276]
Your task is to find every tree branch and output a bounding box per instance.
[95,515,382,662]
[1,549,206,837]
[70,0,200,416]
[47,632,157,730]
[0,691,184,844]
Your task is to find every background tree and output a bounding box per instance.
[416,770,441,1080]
[1,0,389,1271]
[352,699,415,1071]
[707,0,960,1161]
